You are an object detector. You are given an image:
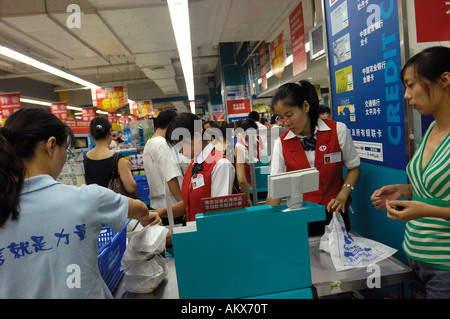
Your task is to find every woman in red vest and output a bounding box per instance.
[266,81,361,235]
[235,119,261,206]
[156,112,235,222]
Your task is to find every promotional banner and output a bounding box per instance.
[65,120,90,134]
[120,114,130,125]
[0,93,21,124]
[81,107,96,123]
[259,43,268,91]
[226,99,251,116]
[107,112,119,131]
[324,0,406,170]
[130,100,153,118]
[50,102,68,121]
[414,0,450,42]
[92,86,128,112]
[270,33,286,79]
[289,1,307,76]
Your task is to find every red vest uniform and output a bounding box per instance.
[280,119,351,208]
[236,137,261,183]
[181,149,226,221]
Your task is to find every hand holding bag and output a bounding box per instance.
[319,212,397,271]
[108,153,140,199]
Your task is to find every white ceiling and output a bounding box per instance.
[0,0,329,113]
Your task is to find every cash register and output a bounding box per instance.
[171,168,325,298]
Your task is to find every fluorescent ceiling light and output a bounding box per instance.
[96,110,109,115]
[0,43,100,89]
[20,98,51,107]
[19,97,83,111]
[67,106,83,111]
[167,0,195,111]
[286,54,293,66]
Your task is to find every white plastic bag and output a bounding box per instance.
[124,255,167,293]
[121,225,169,293]
[319,212,397,271]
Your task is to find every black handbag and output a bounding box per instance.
[108,153,140,199]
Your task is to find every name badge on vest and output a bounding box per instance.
[324,152,342,164]
[192,174,205,189]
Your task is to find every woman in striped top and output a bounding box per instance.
[371,46,450,299]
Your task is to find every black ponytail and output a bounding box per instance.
[89,116,112,140]
[0,129,24,227]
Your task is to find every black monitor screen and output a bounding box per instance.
[74,136,89,149]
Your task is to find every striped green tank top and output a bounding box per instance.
[404,121,450,270]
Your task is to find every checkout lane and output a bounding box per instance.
[114,228,412,299]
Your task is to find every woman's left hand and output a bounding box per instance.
[385,200,427,222]
[326,198,346,213]
[140,211,163,227]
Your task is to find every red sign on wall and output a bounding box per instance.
[92,86,128,112]
[259,43,268,91]
[414,0,450,42]
[289,2,307,76]
[0,93,22,121]
[270,33,286,79]
[82,107,96,123]
[226,99,251,115]
[50,102,68,121]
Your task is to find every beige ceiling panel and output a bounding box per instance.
[141,65,175,80]
[154,78,179,95]
[88,0,164,10]
[171,101,188,113]
[0,21,72,61]
[134,52,174,68]
[3,14,96,59]
[97,6,175,54]
[49,12,132,56]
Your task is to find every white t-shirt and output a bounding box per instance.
[143,136,184,209]
[271,119,360,175]
[0,175,128,299]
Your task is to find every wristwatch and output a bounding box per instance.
[342,184,354,192]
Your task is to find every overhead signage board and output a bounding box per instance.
[324,0,406,170]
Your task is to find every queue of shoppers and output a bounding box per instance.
[0,46,448,299]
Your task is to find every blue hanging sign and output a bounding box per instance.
[324,0,406,170]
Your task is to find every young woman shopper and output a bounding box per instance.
[371,46,450,299]
[266,80,361,236]
[83,116,137,195]
[0,108,160,298]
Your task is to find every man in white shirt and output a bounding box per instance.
[143,110,184,220]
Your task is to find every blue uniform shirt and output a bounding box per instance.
[0,175,128,298]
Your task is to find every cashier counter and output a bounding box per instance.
[114,168,412,299]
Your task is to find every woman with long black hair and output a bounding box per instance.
[0,108,160,298]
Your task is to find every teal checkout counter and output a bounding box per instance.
[114,202,412,299]
[171,203,325,299]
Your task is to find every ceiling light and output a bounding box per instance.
[167,0,195,113]
[19,97,83,111]
[67,106,83,111]
[20,98,51,107]
[305,42,310,53]
[0,42,100,89]
[286,54,293,66]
